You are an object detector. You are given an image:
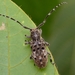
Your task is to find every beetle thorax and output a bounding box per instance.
[30,29,42,41]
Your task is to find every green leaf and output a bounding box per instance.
[0,0,59,75]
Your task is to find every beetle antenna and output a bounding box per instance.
[37,2,67,29]
[0,14,31,30]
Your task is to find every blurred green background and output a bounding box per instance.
[12,0,75,75]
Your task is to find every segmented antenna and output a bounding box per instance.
[37,2,67,29]
[0,2,67,30]
[0,14,31,30]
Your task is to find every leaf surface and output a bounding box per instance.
[0,0,59,75]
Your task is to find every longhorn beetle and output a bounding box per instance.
[0,2,67,68]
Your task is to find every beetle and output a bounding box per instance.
[0,2,67,68]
